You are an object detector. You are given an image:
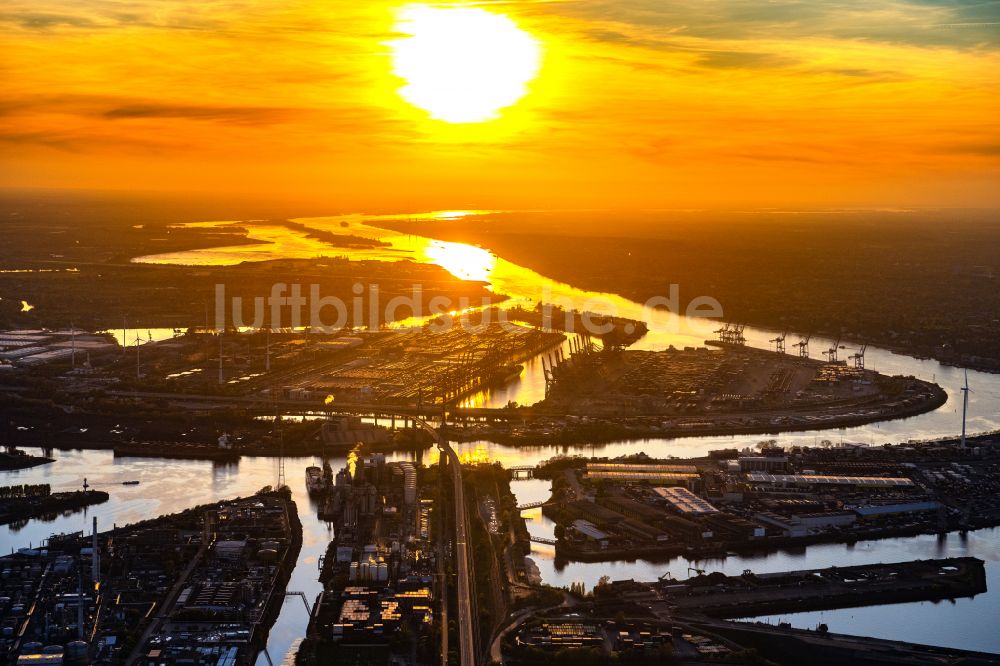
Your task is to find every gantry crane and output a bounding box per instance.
[770,331,787,354]
[794,334,811,358]
[849,343,868,369]
[823,337,842,363]
[733,323,747,346]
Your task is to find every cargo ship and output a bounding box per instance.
[305,466,326,495]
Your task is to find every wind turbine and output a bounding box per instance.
[961,370,972,447]
[218,329,224,384]
[135,331,142,379]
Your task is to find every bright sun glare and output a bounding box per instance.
[421,240,496,282]
[390,5,542,123]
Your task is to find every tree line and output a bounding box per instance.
[0,483,52,499]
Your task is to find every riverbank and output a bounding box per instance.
[548,519,999,564]
[452,380,948,445]
[251,493,304,663]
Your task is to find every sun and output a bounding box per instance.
[390,5,542,123]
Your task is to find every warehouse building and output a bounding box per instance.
[653,487,719,516]
[746,473,914,488]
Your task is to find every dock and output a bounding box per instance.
[661,557,987,618]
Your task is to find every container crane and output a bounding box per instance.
[849,343,868,369]
[770,332,787,354]
[733,323,747,346]
[794,335,811,358]
[823,337,842,363]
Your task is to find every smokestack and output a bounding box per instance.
[92,517,100,583]
[77,566,84,639]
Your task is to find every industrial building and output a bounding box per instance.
[570,520,609,548]
[850,501,942,518]
[737,455,789,472]
[754,511,857,537]
[654,486,719,516]
[586,462,699,474]
[585,469,701,487]
[745,473,915,488]
[516,621,605,650]
[0,330,116,368]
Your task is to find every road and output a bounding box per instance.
[100,389,523,421]
[414,416,477,666]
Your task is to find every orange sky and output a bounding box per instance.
[2,0,999,209]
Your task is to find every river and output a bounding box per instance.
[1,211,997,659]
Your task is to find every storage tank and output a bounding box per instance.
[257,549,278,563]
[64,640,89,666]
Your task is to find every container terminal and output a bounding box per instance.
[0,316,947,459]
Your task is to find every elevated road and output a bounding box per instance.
[414,416,477,666]
[103,389,527,421]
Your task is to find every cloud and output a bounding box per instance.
[0,129,177,153]
[557,0,1000,49]
[936,142,1000,157]
[0,12,98,29]
[0,94,303,126]
[696,50,798,69]
[102,103,298,125]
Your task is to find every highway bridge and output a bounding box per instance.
[412,415,478,666]
[105,389,534,423]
